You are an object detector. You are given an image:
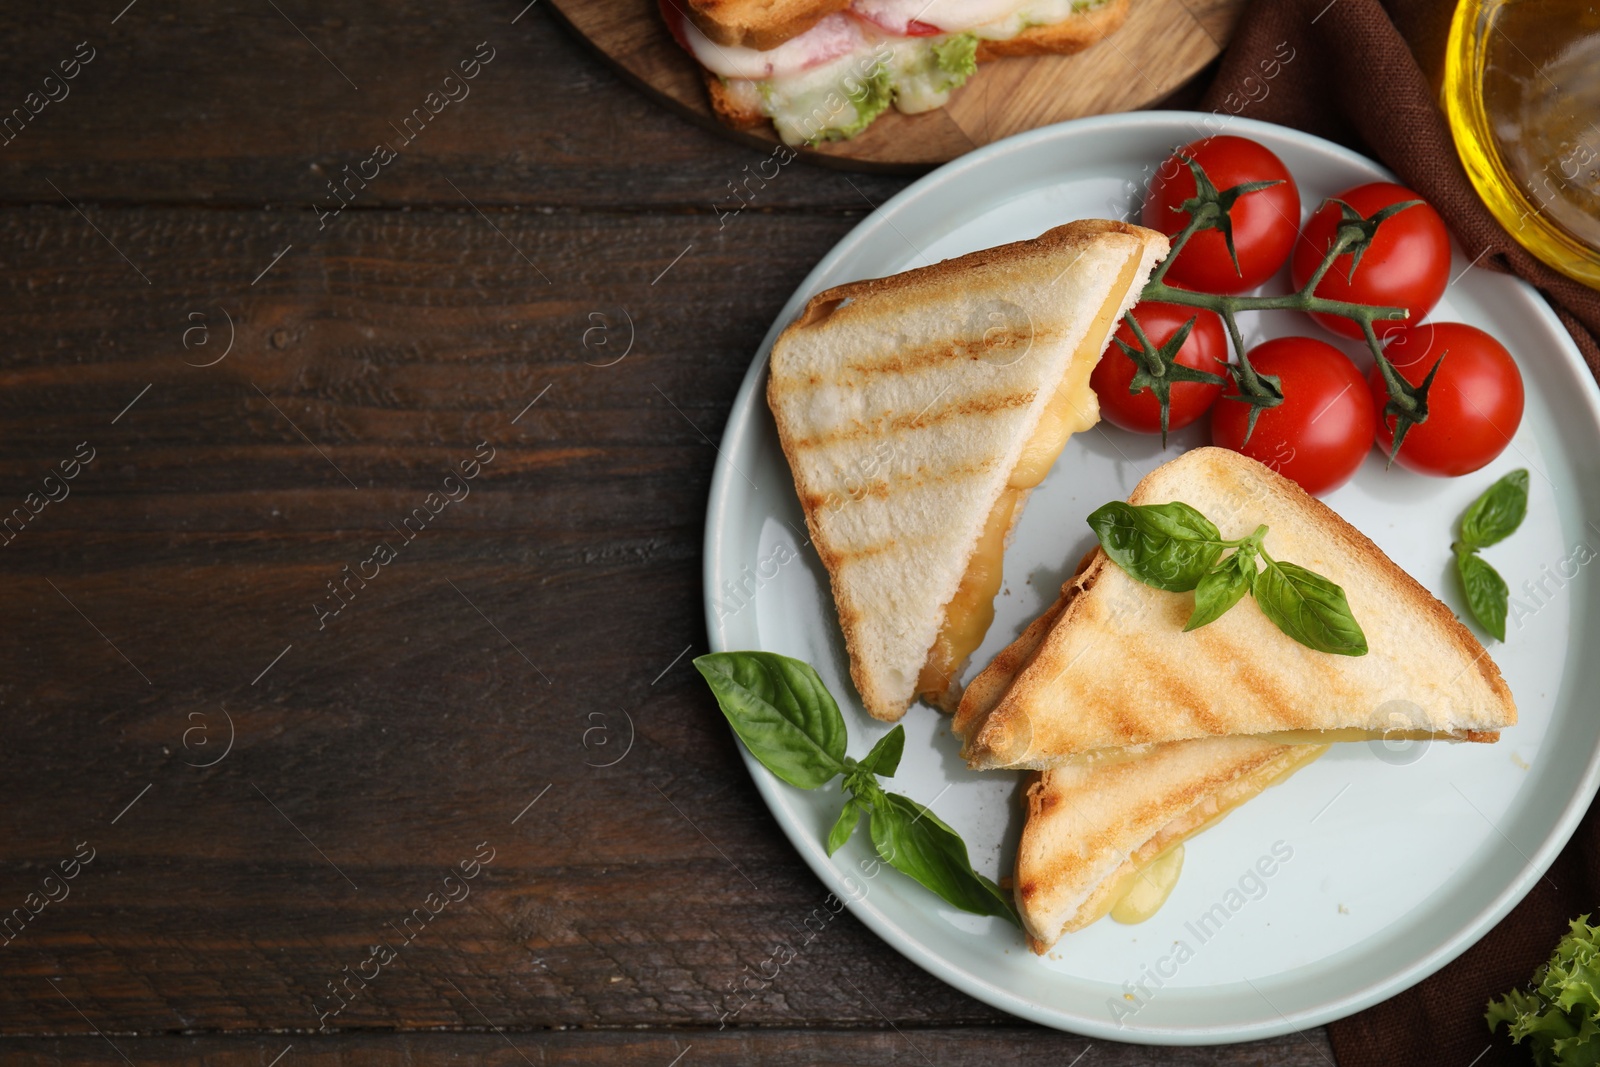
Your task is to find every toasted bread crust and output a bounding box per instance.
[788,218,1153,318]
[766,221,1167,722]
[677,0,851,50]
[704,71,767,129]
[951,550,1095,741]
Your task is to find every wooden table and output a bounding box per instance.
[0,3,1335,1062]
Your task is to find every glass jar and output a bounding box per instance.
[1443,0,1600,288]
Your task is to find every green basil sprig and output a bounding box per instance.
[1452,469,1529,641]
[694,652,1017,926]
[1087,501,1367,656]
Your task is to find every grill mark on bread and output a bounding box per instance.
[827,535,906,564]
[796,457,1001,512]
[1116,640,1219,739]
[1234,662,1301,728]
[840,330,1061,378]
[785,388,1039,451]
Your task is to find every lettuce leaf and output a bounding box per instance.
[932,33,978,83]
[1488,915,1600,1065]
[762,61,893,145]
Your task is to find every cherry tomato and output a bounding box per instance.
[1092,302,1228,433]
[1142,136,1301,295]
[1211,336,1376,496]
[1369,322,1524,476]
[1290,182,1452,341]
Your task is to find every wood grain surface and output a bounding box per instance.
[0,2,1337,1063]
[547,0,1247,168]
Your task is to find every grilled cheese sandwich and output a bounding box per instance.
[956,447,1518,767]
[768,220,1167,721]
[962,571,1332,949]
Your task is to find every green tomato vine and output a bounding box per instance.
[1120,156,1444,459]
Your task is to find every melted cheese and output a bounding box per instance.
[917,487,1020,703]
[1263,729,1445,744]
[1109,843,1184,924]
[916,255,1138,706]
[1090,744,1328,926]
[1008,344,1102,489]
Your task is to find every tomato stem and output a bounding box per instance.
[1129,183,1431,457]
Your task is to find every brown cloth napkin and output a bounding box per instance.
[1198,2,1600,1063]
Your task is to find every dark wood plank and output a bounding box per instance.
[0,203,1023,1035]
[0,1,912,208]
[0,201,1338,1057]
[0,8,1343,1060]
[0,1030,1337,1065]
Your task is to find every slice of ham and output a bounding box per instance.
[669,7,870,80]
[849,0,1026,34]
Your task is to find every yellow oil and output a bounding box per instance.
[1443,0,1600,288]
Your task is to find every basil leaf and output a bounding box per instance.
[1460,469,1529,550]
[694,652,847,789]
[866,791,1017,925]
[857,725,905,778]
[1456,547,1509,642]
[1088,501,1224,592]
[1185,546,1256,632]
[1254,560,1368,656]
[827,798,862,856]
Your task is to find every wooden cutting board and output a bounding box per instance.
[546,0,1247,169]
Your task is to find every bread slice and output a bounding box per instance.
[956,446,1517,767]
[767,220,1168,722]
[704,72,766,129]
[1018,738,1320,952]
[700,0,1133,135]
[971,578,1320,952]
[676,0,850,50]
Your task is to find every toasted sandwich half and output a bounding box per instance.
[1017,740,1323,952]
[768,220,1168,722]
[956,447,1518,767]
[660,0,1132,144]
[979,572,1326,951]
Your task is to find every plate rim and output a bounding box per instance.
[700,110,1600,1043]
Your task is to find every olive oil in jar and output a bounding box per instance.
[1444,0,1600,287]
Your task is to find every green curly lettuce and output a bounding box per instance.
[932,33,978,82]
[888,33,976,115]
[1488,915,1600,1065]
[762,61,893,145]
[828,64,893,141]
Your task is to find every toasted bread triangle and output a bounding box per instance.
[956,447,1517,766]
[767,221,1167,721]
[963,577,1320,952]
[1018,737,1317,952]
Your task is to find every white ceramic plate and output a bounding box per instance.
[701,112,1600,1044]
